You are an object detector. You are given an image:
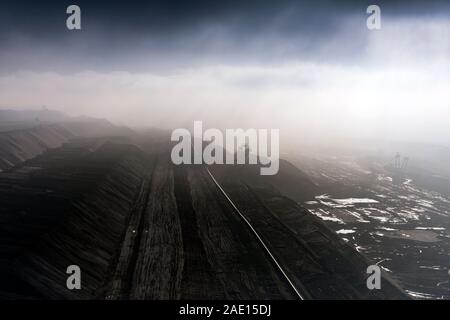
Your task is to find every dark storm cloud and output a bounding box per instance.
[1,1,449,146]
[0,0,449,72]
[1,0,448,32]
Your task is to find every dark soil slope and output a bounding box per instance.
[209,164,409,299]
[0,124,73,171]
[0,140,150,299]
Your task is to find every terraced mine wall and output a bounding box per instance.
[0,140,151,299]
[0,124,73,171]
[106,158,298,300]
[0,136,409,299]
[208,164,409,299]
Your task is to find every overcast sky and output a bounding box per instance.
[0,0,449,147]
